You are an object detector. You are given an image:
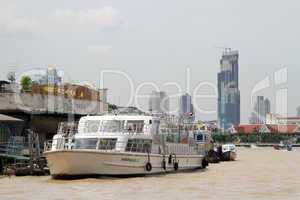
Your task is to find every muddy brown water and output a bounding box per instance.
[0,147,300,200]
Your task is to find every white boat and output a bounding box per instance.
[44,115,208,178]
[220,144,237,161]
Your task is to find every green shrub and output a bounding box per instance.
[20,76,32,91]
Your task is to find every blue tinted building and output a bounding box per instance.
[217,50,240,130]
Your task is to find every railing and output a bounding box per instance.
[43,140,53,152]
[44,138,153,153]
[125,142,151,153]
[43,138,71,152]
[165,143,200,155]
[0,141,29,157]
[57,122,78,136]
[0,142,8,153]
[43,138,204,156]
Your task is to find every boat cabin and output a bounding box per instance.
[49,115,210,156]
[193,131,214,155]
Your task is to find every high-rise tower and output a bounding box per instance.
[250,96,271,124]
[217,50,240,130]
[179,93,194,122]
[148,91,169,114]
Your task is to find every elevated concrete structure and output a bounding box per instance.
[0,89,108,144]
[0,92,108,115]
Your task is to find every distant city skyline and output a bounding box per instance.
[0,1,300,122]
[250,96,271,124]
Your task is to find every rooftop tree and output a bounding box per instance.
[20,76,32,91]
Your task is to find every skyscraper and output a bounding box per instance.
[148,91,169,114]
[264,98,271,116]
[217,49,240,130]
[250,96,271,124]
[297,106,300,117]
[179,93,194,122]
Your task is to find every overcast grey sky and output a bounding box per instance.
[0,0,299,122]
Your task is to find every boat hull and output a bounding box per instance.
[222,151,237,161]
[45,150,204,178]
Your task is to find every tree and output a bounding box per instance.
[108,104,118,113]
[20,76,32,91]
[7,71,16,83]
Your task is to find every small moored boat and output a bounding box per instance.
[219,144,237,161]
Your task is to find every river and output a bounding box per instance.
[1,147,300,200]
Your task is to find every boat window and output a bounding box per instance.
[98,138,117,150]
[126,120,144,133]
[100,120,124,132]
[74,138,98,149]
[125,139,152,153]
[204,135,209,142]
[84,120,101,133]
[166,133,177,143]
[196,134,204,142]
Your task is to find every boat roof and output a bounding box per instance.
[0,114,23,122]
[80,114,156,121]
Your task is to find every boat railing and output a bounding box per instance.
[44,138,72,152]
[124,141,151,153]
[44,138,204,155]
[43,139,153,153]
[44,140,53,152]
[100,131,152,136]
[57,122,78,137]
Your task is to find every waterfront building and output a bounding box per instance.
[0,114,25,172]
[25,67,62,85]
[266,113,300,127]
[231,124,298,135]
[250,96,271,124]
[179,93,194,123]
[149,91,169,114]
[40,67,62,85]
[0,114,24,144]
[217,49,240,130]
[0,80,12,93]
[0,81,109,134]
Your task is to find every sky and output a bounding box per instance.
[0,0,299,122]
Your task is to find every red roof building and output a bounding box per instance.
[233,124,263,134]
[232,124,299,134]
[266,124,298,134]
